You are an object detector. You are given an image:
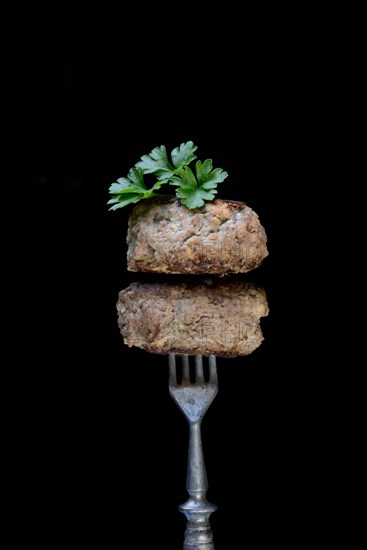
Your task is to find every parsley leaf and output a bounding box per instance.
[107,166,167,210]
[169,159,228,209]
[136,141,197,180]
[107,141,228,210]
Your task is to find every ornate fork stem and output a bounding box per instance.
[179,419,217,549]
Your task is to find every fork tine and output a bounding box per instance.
[169,353,177,385]
[195,354,204,383]
[182,354,190,383]
[208,355,218,384]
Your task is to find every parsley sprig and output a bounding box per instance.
[107,141,228,210]
[106,166,167,210]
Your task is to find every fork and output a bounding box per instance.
[169,353,218,549]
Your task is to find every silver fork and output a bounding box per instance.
[169,353,218,550]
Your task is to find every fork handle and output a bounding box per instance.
[179,420,217,549]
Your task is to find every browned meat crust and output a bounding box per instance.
[126,198,268,275]
[116,278,269,357]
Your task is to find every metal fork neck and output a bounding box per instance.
[186,421,207,494]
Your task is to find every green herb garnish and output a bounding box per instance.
[107,141,228,210]
[106,166,166,211]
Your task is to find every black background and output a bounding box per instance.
[2,4,359,549]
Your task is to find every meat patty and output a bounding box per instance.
[126,198,268,275]
[116,277,269,357]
